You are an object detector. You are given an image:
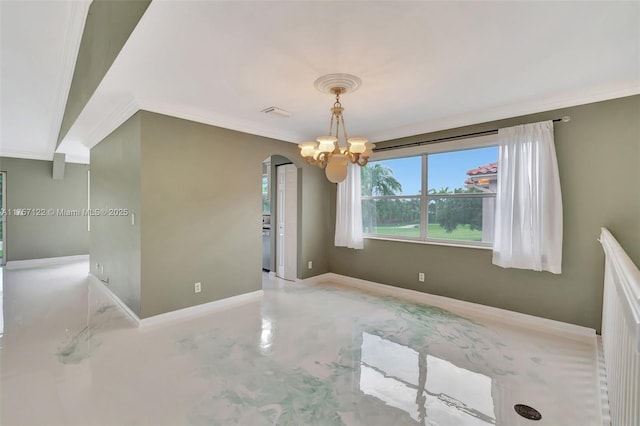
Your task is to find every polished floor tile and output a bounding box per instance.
[1,262,601,425]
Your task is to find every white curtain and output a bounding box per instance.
[492,120,563,273]
[335,163,364,249]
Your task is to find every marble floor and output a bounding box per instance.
[1,261,603,426]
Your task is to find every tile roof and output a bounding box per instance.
[466,162,498,176]
[465,162,498,185]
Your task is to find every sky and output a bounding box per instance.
[374,146,498,195]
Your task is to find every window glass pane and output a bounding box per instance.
[362,157,421,196]
[427,147,498,195]
[427,197,494,243]
[363,198,421,238]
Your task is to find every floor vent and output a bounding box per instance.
[514,404,542,420]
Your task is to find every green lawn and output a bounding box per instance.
[367,223,483,241]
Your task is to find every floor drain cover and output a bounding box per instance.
[514,404,542,420]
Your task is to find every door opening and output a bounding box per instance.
[276,164,297,281]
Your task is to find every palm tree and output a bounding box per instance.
[361,163,402,196]
[361,164,402,233]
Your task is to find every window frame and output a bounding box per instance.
[362,134,498,248]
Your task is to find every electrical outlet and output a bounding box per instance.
[194,282,201,293]
[418,272,425,282]
[308,261,313,269]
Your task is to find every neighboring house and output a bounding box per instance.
[464,162,498,193]
[465,162,498,243]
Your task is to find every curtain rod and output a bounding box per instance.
[373,116,571,153]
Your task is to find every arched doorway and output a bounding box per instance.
[261,155,298,283]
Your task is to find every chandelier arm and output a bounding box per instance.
[318,153,329,169]
[328,111,335,137]
[333,111,341,154]
[341,115,349,147]
[357,156,369,167]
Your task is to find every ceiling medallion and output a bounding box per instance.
[313,73,362,95]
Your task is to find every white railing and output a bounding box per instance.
[600,227,640,426]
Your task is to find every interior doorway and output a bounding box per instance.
[261,156,298,285]
[276,164,297,281]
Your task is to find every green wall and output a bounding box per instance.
[329,95,640,332]
[57,0,151,145]
[138,111,330,318]
[89,96,638,328]
[0,157,89,261]
[89,111,330,319]
[90,113,142,315]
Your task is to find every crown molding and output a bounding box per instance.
[137,100,302,144]
[64,84,640,155]
[0,150,52,162]
[47,0,91,158]
[137,85,639,146]
[81,96,139,150]
[371,86,640,143]
[0,149,87,164]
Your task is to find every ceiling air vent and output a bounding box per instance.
[261,106,292,118]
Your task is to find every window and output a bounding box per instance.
[361,139,498,246]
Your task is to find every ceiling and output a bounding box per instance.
[3,1,639,164]
[0,0,89,162]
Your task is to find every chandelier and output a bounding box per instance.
[298,74,375,183]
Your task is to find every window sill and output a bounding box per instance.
[363,235,493,251]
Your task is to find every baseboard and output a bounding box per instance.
[5,254,89,270]
[88,273,263,328]
[88,274,141,326]
[302,272,596,341]
[138,289,263,328]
